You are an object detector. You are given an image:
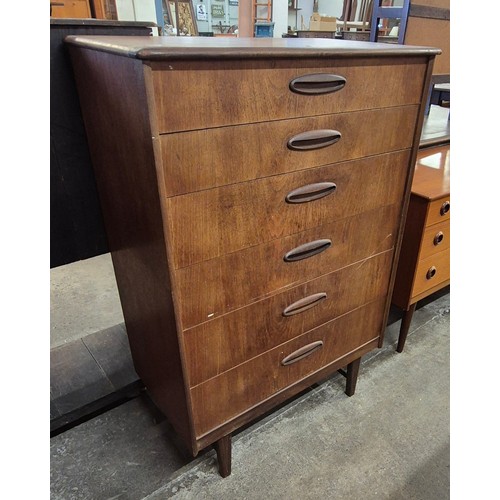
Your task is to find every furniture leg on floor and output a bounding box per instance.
[214,434,232,478]
[397,303,417,353]
[345,357,361,397]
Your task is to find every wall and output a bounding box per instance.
[193,0,239,34]
[115,0,157,21]
[287,0,313,31]
[404,0,450,76]
[286,0,342,32]
[274,0,289,36]
[318,0,343,18]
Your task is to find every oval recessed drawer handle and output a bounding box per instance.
[440,201,450,216]
[287,130,342,151]
[281,341,324,366]
[433,231,444,246]
[426,266,437,280]
[282,292,327,317]
[283,239,332,262]
[285,182,337,204]
[289,74,346,95]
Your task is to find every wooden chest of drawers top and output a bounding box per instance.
[64,35,441,60]
[66,36,439,132]
[412,145,450,201]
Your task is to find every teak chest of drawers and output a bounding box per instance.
[392,143,450,352]
[66,36,440,476]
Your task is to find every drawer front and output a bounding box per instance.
[190,298,385,437]
[176,204,399,329]
[412,249,450,298]
[426,196,451,226]
[151,58,428,133]
[167,150,410,269]
[184,250,393,387]
[160,106,418,196]
[419,219,450,261]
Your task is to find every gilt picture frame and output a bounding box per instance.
[167,0,199,36]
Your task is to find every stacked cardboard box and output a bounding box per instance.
[309,13,337,31]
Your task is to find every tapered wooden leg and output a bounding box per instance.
[345,357,361,397]
[214,434,232,478]
[397,303,417,353]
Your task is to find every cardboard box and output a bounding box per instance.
[309,13,337,32]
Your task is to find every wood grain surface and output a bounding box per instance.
[150,58,428,133]
[166,150,410,269]
[183,250,393,387]
[67,37,438,466]
[412,144,450,200]
[67,46,194,451]
[159,106,419,196]
[190,298,385,437]
[175,204,400,329]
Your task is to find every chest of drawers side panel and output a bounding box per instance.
[379,55,437,326]
[391,195,428,309]
[67,47,195,451]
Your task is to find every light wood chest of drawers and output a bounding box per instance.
[66,36,439,476]
[392,143,450,352]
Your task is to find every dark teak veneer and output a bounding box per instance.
[65,36,440,476]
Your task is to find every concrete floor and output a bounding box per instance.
[50,253,450,499]
[50,253,124,348]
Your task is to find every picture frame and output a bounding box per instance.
[162,0,173,27]
[166,0,199,36]
[196,3,208,21]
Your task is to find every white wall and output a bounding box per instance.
[194,0,239,34]
[318,0,343,18]
[288,0,314,31]
[116,0,157,23]
[287,0,343,31]
[273,0,288,36]
[115,0,342,37]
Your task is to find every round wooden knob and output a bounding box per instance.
[440,201,450,216]
[426,266,437,280]
[433,231,444,246]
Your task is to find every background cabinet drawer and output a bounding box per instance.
[184,250,393,387]
[190,298,385,437]
[419,219,450,261]
[166,150,410,269]
[151,58,427,133]
[412,249,450,297]
[426,196,450,226]
[159,106,419,196]
[176,205,399,329]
